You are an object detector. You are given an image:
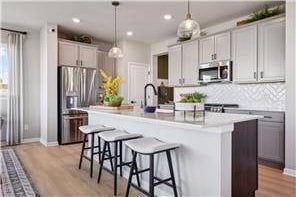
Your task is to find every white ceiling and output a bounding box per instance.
[2,1,283,44]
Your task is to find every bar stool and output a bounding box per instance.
[97,130,142,196]
[125,137,179,197]
[78,124,115,178]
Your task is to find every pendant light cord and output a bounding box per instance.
[114,5,117,46]
[187,0,190,15]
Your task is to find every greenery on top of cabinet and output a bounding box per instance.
[237,4,285,26]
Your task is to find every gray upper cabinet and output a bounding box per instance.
[167,16,285,86]
[168,45,182,86]
[199,32,230,64]
[232,25,258,83]
[199,36,215,63]
[258,17,285,82]
[232,16,285,83]
[214,32,231,61]
[182,40,198,85]
[168,41,198,86]
[58,40,97,68]
[59,41,79,66]
[79,45,97,68]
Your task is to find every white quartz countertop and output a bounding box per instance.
[76,107,262,133]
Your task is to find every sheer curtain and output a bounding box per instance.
[6,33,24,145]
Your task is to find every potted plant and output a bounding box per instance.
[175,92,206,111]
[100,69,124,107]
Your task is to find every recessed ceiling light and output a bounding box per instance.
[72,18,80,23]
[126,31,133,36]
[164,14,172,20]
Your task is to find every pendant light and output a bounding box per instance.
[109,1,123,58]
[177,0,200,38]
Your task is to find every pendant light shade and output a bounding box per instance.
[109,1,123,58]
[108,45,123,58]
[177,0,200,38]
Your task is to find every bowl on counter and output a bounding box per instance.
[144,106,157,113]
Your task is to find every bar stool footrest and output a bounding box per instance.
[153,177,174,187]
[132,168,150,175]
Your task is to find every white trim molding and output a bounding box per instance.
[283,168,296,177]
[21,138,40,144]
[40,139,59,147]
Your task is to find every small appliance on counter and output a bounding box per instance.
[198,60,232,83]
[58,65,97,145]
[204,103,239,113]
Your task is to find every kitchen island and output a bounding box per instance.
[77,107,261,197]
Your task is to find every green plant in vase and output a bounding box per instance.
[100,69,124,107]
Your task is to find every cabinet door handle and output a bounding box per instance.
[80,60,83,66]
[260,71,264,78]
[183,78,185,84]
[254,72,257,79]
[214,54,217,60]
[211,54,214,60]
[264,116,272,119]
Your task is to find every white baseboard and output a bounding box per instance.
[40,138,59,147]
[283,168,296,177]
[21,138,40,143]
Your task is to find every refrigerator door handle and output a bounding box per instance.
[86,70,96,106]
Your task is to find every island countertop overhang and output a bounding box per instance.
[75,107,262,134]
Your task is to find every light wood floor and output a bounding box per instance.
[11,143,296,197]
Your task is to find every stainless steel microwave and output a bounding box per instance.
[198,60,232,83]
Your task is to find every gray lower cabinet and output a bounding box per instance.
[258,121,284,164]
[224,109,285,169]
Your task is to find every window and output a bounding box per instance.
[0,40,8,96]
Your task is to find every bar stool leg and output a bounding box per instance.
[119,141,123,177]
[114,141,118,196]
[90,133,95,178]
[78,134,87,169]
[107,142,114,171]
[166,151,178,197]
[98,136,101,163]
[149,154,154,197]
[134,160,141,187]
[125,151,137,197]
[97,142,107,183]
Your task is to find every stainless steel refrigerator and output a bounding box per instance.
[58,66,97,144]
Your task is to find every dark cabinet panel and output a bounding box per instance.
[232,120,258,197]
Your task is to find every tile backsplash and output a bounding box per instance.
[174,83,286,111]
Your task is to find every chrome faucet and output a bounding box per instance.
[144,83,158,106]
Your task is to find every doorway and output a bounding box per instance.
[155,54,174,106]
[127,62,150,106]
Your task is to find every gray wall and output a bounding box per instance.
[1,24,41,140]
[117,40,151,101]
